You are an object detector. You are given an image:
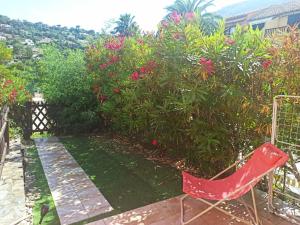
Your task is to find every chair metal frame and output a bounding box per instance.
[268,95,300,224]
[180,149,282,225]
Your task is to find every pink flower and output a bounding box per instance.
[104,36,125,51]
[99,63,107,70]
[113,88,121,94]
[137,39,144,45]
[199,57,215,75]
[98,95,108,103]
[170,11,181,25]
[151,139,158,146]
[185,12,195,21]
[3,79,13,88]
[109,55,119,63]
[147,60,157,70]
[172,32,181,40]
[131,71,139,80]
[9,88,17,102]
[262,60,272,70]
[161,20,169,28]
[139,61,157,74]
[140,67,147,74]
[225,38,235,45]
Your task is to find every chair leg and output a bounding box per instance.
[237,197,257,225]
[251,188,262,225]
[181,195,251,225]
[180,194,188,225]
[198,198,252,225]
[267,171,276,212]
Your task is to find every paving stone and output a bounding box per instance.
[35,137,113,225]
[0,138,26,225]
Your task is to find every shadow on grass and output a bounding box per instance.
[61,135,182,224]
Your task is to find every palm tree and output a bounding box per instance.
[166,0,213,13]
[112,14,140,37]
[165,0,221,35]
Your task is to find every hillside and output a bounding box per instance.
[218,0,288,17]
[0,15,98,61]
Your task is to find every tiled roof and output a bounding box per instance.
[226,0,300,24]
[250,0,300,21]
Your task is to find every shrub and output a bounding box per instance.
[0,42,30,108]
[39,46,100,133]
[86,20,298,176]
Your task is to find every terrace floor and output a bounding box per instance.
[88,191,297,225]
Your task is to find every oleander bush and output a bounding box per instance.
[0,42,30,108]
[86,14,299,175]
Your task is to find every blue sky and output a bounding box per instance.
[0,0,244,31]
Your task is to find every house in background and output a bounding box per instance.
[225,0,300,35]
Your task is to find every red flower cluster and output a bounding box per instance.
[113,88,121,94]
[184,12,195,21]
[131,61,158,80]
[139,60,157,74]
[131,71,139,80]
[137,39,144,45]
[99,63,107,70]
[8,88,17,102]
[3,79,13,88]
[98,95,108,103]
[99,55,120,70]
[199,57,215,75]
[225,38,235,45]
[262,60,272,70]
[161,20,169,28]
[151,139,158,146]
[109,55,119,63]
[104,36,125,51]
[170,11,181,25]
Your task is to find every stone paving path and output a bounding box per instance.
[88,190,296,225]
[35,137,112,225]
[0,139,27,225]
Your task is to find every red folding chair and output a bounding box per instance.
[181,143,289,225]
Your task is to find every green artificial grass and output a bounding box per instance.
[61,135,182,223]
[27,146,60,225]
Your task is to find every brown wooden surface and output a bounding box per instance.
[0,106,9,178]
[11,102,57,138]
[88,190,298,225]
[31,102,56,133]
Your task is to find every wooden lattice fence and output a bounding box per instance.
[11,101,58,138]
[31,102,56,133]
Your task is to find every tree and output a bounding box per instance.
[38,46,99,133]
[112,14,140,36]
[0,42,12,64]
[166,0,213,13]
[165,0,221,35]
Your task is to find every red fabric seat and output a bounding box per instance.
[183,143,289,200]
